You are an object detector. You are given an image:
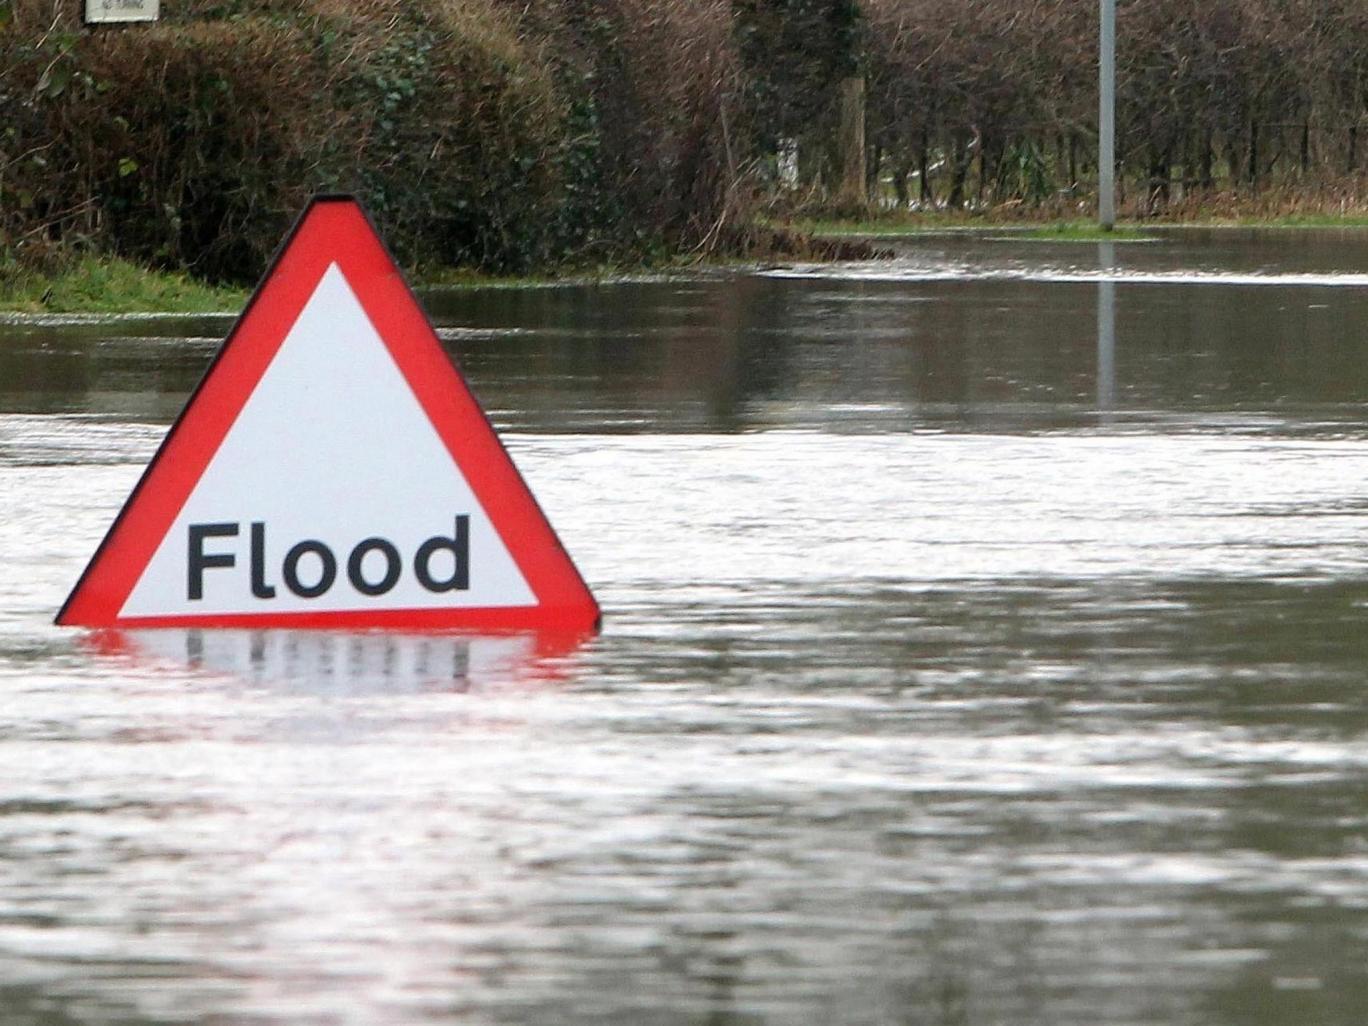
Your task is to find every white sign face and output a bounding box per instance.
[120,264,536,619]
[85,0,159,24]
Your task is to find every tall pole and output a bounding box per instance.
[1099,0,1116,229]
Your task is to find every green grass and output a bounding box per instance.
[0,252,704,317]
[0,257,247,314]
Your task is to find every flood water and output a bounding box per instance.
[5,228,1368,1024]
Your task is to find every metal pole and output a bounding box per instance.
[1099,0,1116,229]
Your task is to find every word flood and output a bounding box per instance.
[187,517,470,601]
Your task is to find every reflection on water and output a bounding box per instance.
[762,263,1368,287]
[6,230,1368,1023]
[85,630,589,695]
[1097,240,1116,412]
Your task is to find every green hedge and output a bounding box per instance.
[1,0,748,282]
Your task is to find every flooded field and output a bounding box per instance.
[5,228,1368,1024]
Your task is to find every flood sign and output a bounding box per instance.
[57,196,599,633]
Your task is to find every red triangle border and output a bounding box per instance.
[57,196,600,633]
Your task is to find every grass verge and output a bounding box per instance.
[12,207,1368,317]
[0,253,725,317]
[0,257,247,314]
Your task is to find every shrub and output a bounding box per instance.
[1,0,571,281]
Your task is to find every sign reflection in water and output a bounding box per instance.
[82,629,590,694]
[1097,240,1117,412]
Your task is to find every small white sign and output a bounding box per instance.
[85,0,159,24]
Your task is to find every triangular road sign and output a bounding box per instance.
[58,196,599,633]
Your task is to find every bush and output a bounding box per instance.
[503,0,756,256]
[1,0,764,283]
[321,0,569,273]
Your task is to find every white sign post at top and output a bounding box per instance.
[85,0,160,25]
